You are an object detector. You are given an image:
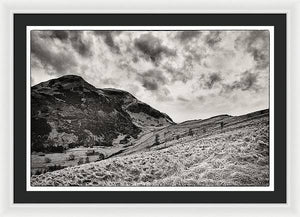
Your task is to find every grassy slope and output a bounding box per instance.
[31,110,269,187]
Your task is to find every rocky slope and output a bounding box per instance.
[31,75,174,153]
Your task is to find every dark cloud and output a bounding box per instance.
[222,70,259,93]
[48,30,69,41]
[132,55,139,63]
[117,60,137,79]
[94,31,121,54]
[177,31,201,42]
[141,79,158,91]
[138,69,168,91]
[184,42,206,63]
[235,31,269,69]
[134,33,176,65]
[163,54,198,84]
[68,31,93,57]
[43,31,93,57]
[31,31,77,75]
[205,31,222,48]
[238,71,259,90]
[163,63,193,84]
[201,72,222,89]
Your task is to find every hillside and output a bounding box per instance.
[31,75,174,153]
[31,109,269,187]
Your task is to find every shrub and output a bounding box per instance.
[220,122,224,129]
[46,164,65,172]
[86,150,95,156]
[101,141,113,147]
[188,128,194,136]
[46,145,65,153]
[85,156,90,164]
[44,157,51,163]
[66,153,75,161]
[31,117,52,152]
[124,143,133,148]
[77,157,84,165]
[98,153,105,161]
[154,134,160,146]
[120,135,131,144]
[33,169,43,176]
[68,143,78,149]
[94,142,101,146]
[176,135,180,140]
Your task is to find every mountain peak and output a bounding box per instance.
[55,74,85,82]
[48,75,89,86]
[32,75,97,92]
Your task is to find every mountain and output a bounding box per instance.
[31,75,174,153]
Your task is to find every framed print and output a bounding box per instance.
[12,13,286,204]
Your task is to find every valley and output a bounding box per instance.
[30,75,269,187]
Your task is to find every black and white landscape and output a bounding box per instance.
[30,30,270,187]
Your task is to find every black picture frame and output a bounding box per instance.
[14,13,286,203]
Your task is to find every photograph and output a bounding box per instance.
[29,28,271,188]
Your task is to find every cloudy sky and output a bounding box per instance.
[31,29,270,123]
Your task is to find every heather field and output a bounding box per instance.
[31,111,269,187]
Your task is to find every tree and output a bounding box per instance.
[85,156,90,164]
[154,134,160,146]
[188,128,194,136]
[86,150,95,156]
[220,122,224,129]
[98,153,105,161]
[77,157,84,165]
[66,153,75,161]
[44,157,51,163]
